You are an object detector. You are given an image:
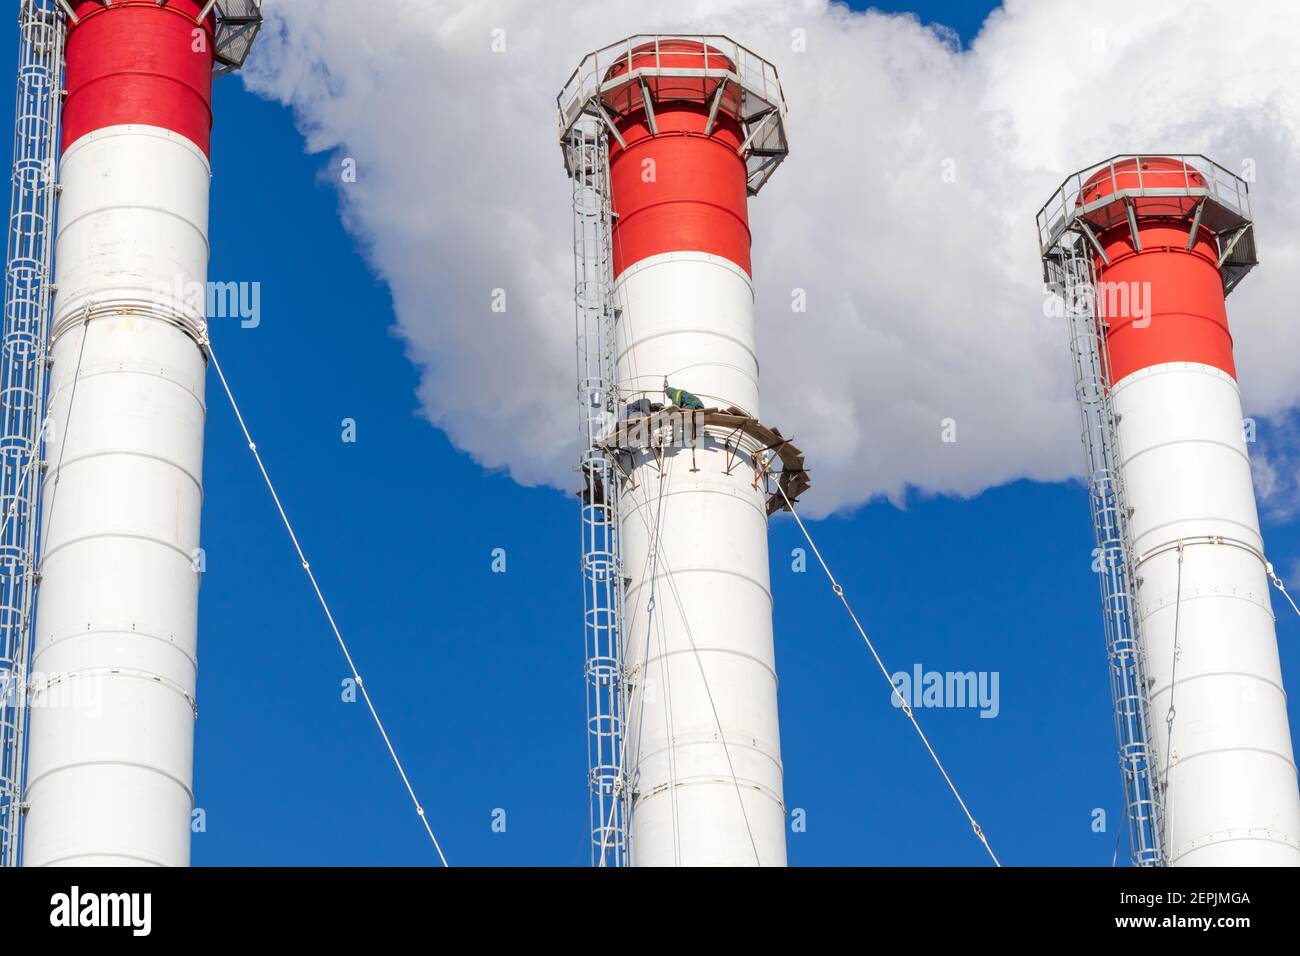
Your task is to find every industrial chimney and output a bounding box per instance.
[16,0,261,867]
[558,36,806,866]
[1039,155,1300,866]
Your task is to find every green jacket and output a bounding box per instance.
[664,386,705,410]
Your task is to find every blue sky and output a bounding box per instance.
[859,0,997,44]
[11,0,1300,866]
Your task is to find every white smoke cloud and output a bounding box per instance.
[243,0,1300,516]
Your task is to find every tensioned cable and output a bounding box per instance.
[0,449,42,548]
[772,479,1001,866]
[597,449,764,867]
[1267,563,1300,621]
[640,454,761,863]
[204,332,448,867]
[652,537,763,865]
[1161,546,1185,851]
[644,452,683,865]
[36,317,91,548]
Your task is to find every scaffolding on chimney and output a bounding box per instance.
[567,118,629,866]
[0,0,64,868]
[1041,233,1166,867]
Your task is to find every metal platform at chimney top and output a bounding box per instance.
[1036,153,1256,295]
[557,34,790,196]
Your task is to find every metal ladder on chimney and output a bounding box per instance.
[1050,240,1165,866]
[569,121,630,866]
[0,0,64,868]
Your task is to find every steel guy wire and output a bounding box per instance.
[652,534,763,865]
[36,317,90,552]
[772,478,1001,866]
[205,331,449,867]
[600,449,764,866]
[1267,562,1300,621]
[640,453,762,865]
[1161,546,1185,851]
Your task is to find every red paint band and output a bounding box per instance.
[606,42,752,277]
[1082,158,1235,383]
[63,0,216,156]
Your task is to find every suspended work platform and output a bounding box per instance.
[590,405,810,517]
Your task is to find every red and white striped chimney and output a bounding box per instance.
[22,0,255,867]
[601,39,790,866]
[1082,157,1300,866]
